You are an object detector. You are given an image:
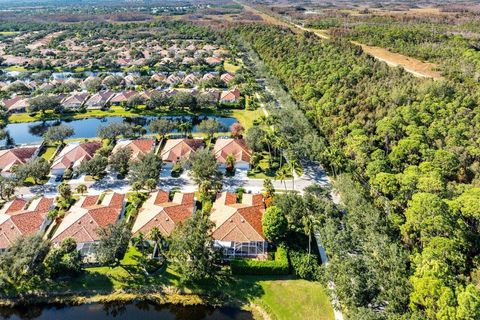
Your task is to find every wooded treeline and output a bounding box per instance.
[233,24,480,320]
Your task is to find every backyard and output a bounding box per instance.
[47,247,334,320]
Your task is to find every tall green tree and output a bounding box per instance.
[167,211,218,282]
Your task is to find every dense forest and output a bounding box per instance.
[234,24,480,320]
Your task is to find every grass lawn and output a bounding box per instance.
[0,31,19,36]
[224,61,241,74]
[47,246,334,319]
[3,65,28,72]
[39,144,58,161]
[257,279,334,320]
[229,108,263,130]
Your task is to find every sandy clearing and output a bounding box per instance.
[238,1,444,80]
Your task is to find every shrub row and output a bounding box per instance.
[230,247,289,275]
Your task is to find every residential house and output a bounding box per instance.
[183,74,198,86]
[202,73,216,82]
[205,88,221,102]
[150,73,166,83]
[124,74,138,87]
[85,91,115,109]
[62,92,89,110]
[110,91,138,105]
[205,57,222,65]
[51,141,102,176]
[131,191,195,237]
[213,138,252,170]
[0,145,40,177]
[1,96,28,113]
[220,73,235,84]
[203,44,217,52]
[139,90,156,101]
[161,139,204,168]
[116,57,132,66]
[220,87,241,104]
[0,197,54,251]
[210,192,266,258]
[182,57,196,65]
[166,74,181,86]
[50,193,125,258]
[111,139,156,163]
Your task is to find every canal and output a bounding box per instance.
[0,301,253,320]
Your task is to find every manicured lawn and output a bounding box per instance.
[3,65,28,72]
[257,279,334,320]
[48,246,334,319]
[0,31,19,36]
[230,108,263,129]
[39,144,58,161]
[224,61,241,74]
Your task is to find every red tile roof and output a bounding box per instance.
[51,193,125,244]
[132,191,195,236]
[213,139,252,164]
[161,139,204,163]
[0,146,38,174]
[0,197,53,249]
[210,192,265,242]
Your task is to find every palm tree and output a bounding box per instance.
[287,157,302,190]
[75,184,87,195]
[225,153,236,174]
[149,227,165,259]
[302,214,317,260]
[273,135,287,167]
[275,168,288,191]
[132,232,148,274]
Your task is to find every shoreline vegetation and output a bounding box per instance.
[0,247,334,319]
[0,276,334,320]
[7,106,262,129]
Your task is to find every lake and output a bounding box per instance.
[0,301,253,320]
[5,115,238,145]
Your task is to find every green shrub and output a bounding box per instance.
[289,250,321,281]
[231,247,289,275]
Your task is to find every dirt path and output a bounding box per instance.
[240,1,444,80]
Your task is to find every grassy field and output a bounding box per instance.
[46,246,334,320]
[3,66,28,72]
[224,61,242,74]
[258,279,334,320]
[0,31,19,36]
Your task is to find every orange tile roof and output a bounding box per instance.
[161,139,204,163]
[51,193,125,244]
[0,197,53,249]
[112,139,155,162]
[132,190,195,236]
[210,192,265,242]
[213,139,252,164]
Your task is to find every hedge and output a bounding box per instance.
[230,247,289,275]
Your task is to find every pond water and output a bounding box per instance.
[5,115,237,145]
[0,301,253,320]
